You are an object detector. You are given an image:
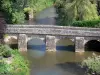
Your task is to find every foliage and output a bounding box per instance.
[55,0,99,25]
[24,7,32,12]
[0,61,11,75]
[0,48,30,75]
[81,54,100,75]
[72,20,100,27]
[0,0,13,23]
[25,0,54,16]
[12,11,25,24]
[0,0,54,24]
[10,50,30,75]
[0,44,11,58]
[0,0,25,24]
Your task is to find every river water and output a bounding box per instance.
[21,50,100,75]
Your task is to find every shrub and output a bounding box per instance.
[10,50,30,75]
[55,0,99,26]
[12,11,25,24]
[0,0,25,24]
[72,20,100,27]
[0,56,11,75]
[0,44,11,58]
[2,50,11,58]
[0,49,30,75]
[0,62,11,75]
[81,54,100,75]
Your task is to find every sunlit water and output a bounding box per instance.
[21,50,100,75]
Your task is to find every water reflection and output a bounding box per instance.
[21,50,100,75]
[27,50,45,59]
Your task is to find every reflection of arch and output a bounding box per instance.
[85,40,100,52]
[56,38,75,51]
[27,38,46,51]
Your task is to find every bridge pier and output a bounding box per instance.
[75,37,84,52]
[18,34,27,51]
[46,35,56,51]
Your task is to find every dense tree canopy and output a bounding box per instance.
[56,0,99,25]
[0,0,54,24]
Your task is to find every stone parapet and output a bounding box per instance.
[6,25,100,37]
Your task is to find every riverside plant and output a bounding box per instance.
[0,45,30,75]
[81,53,100,75]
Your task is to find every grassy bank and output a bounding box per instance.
[0,45,30,75]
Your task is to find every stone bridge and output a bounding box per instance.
[4,25,100,52]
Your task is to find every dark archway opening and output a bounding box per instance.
[9,44,18,49]
[85,40,100,52]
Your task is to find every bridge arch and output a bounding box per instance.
[56,38,75,51]
[4,35,18,49]
[84,40,100,52]
[27,38,46,51]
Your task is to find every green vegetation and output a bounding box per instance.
[0,45,11,58]
[82,54,100,75]
[1,0,100,27]
[0,45,30,75]
[72,20,100,27]
[0,0,54,24]
[26,0,54,13]
[32,0,54,15]
[55,0,99,26]
[0,0,25,24]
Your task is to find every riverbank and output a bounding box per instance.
[0,45,30,75]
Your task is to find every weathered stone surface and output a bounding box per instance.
[18,34,27,51]
[75,37,84,52]
[6,25,100,37]
[46,35,56,51]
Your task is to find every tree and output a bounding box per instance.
[0,0,25,24]
[55,0,99,25]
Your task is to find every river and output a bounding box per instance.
[21,50,100,75]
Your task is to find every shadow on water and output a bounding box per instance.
[56,62,86,75]
[21,50,100,75]
[56,38,75,52]
[56,45,75,51]
[19,38,100,75]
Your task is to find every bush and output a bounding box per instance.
[72,20,100,27]
[55,0,99,26]
[10,50,30,75]
[0,62,11,75]
[81,54,100,75]
[0,0,25,24]
[0,44,11,58]
[0,49,30,75]
[0,56,11,75]
[12,11,25,24]
[2,50,11,58]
